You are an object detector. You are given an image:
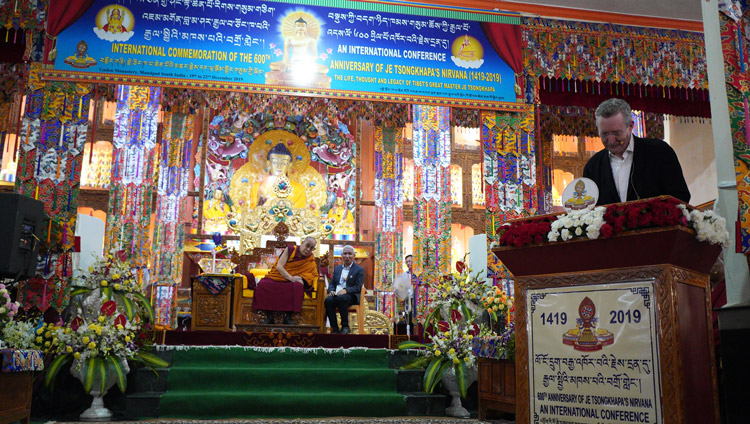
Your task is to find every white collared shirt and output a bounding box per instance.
[609,135,635,203]
[335,264,352,293]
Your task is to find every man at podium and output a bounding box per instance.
[583,98,690,205]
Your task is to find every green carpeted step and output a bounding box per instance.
[168,348,391,367]
[166,367,398,392]
[157,348,407,418]
[159,391,407,418]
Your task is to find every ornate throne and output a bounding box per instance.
[227,201,333,333]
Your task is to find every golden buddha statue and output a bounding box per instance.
[229,130,327,216]
[266,13,331,88]
[249,143,307,209]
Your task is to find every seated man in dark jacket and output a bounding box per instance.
[324,245,364,334]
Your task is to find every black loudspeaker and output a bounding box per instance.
[0,193,45,280]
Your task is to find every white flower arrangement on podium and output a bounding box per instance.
[500,197,730,249]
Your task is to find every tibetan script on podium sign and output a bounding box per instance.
[527,281,662,424]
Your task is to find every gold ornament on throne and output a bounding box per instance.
[227,130,332,254]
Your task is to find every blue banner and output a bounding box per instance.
[49,0,521,109]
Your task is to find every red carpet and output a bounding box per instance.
[163,330,419,349]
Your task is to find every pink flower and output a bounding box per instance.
[269,43,276,49]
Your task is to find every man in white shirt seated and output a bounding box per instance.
[325,245,364,334]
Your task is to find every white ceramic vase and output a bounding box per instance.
[71,357,130,421]
[441,365,478,418]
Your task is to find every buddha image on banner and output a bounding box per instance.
[200,105,356,240]
[54,0,518,108]
[266,11,331,89]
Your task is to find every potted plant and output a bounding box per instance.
[398,260,495,417]
[40,251,169,420]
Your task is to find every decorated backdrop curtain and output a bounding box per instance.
[44,0,95,63]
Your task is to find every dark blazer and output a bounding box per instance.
[583,136,691,206]
[328,263,364,304]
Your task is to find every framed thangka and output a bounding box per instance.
[199,101,356,241]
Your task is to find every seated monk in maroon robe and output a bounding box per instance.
[253,236,318,325]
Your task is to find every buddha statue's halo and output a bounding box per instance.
[280,11,321,40]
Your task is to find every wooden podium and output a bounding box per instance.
[494,226,721,424]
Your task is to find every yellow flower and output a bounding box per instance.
[98,316,105,322]
[112,274,120,280]
[35,336,42,343]
[492,305,498,311]
[125,336,131,342]
[468,334,474,340]
[464,357,471,363]
[444,331,450,336]
[74,352,81,359]
[36,328,43,335]
[88,342,96,349]
[101,280,108,287]
[44,341,50,347]
[96,329,102,335]
[452,358,460,364]
[469,294,476,299]
[64,328,71,334]
[448,348,456,355]
[88,266,94,273]
[66,346,73,353]
[117,324,124,330]
[82,336,90,344]
[114,284,121,290]
[434,350,442,356]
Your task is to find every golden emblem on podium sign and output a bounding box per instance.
[562,296,614,351]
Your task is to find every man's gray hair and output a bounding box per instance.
[342,245,355,253]
[303,236,317,246]
[595,98,632,126]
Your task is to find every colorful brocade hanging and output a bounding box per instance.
[412,105,451,322]
[522,17,708,90]
[374,126,404,294]
[14,62,91,311]
[104,85,161,275]
[482,106,539,284]
[719,7,750,253]
[151,112,193,285]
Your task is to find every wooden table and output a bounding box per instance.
[191,274,239,331]
[0,370,33,424]
[478,357,516,421]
